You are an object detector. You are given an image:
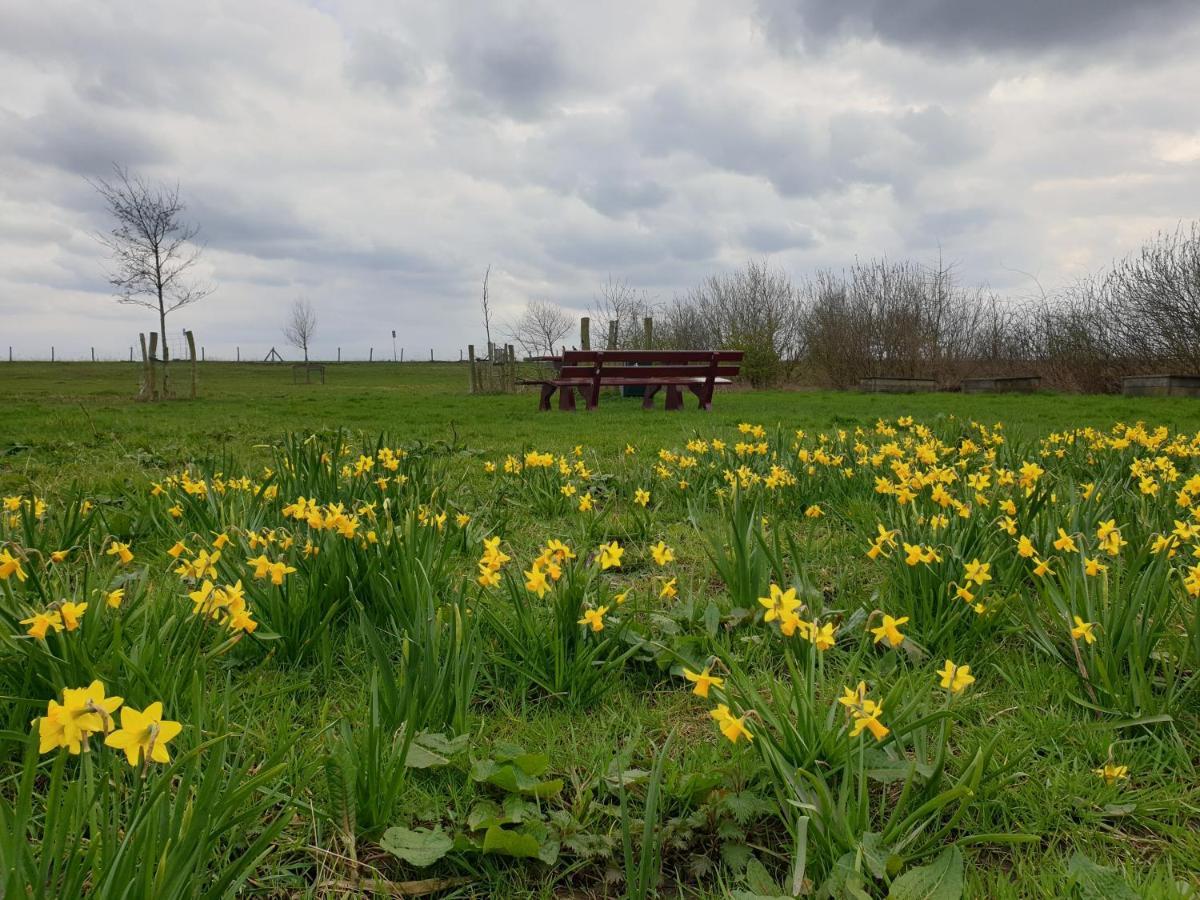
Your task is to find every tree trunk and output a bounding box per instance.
[158,298,169,401]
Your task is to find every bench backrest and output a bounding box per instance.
[559,349,743,381]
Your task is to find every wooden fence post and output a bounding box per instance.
[644,316,653,349]
[506,343,515,391]
[580,317,590,350]
[51,346,55,363]
[185,330,198,399]
[91,347,95,361]
[138,333,155,401]
[468,344,477,393]
[607,321,617,350]
[369,347,374,362]
[337,347,341,363]
[430,348,434,362]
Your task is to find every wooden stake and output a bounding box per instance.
[468,344,477,393]
[607,320,617,350]
[644,316,653,349]
[369,347,374,362]
[580,317,590,350]
[185,330,198,399]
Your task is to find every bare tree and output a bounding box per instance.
[283,298,318,363]
[481,265,494,354]
[506,299,573,357]
[90,165,212,398]
[590,275,655,348]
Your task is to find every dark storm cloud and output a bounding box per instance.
[754,0,1200,56]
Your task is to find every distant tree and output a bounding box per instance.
[90,165,212,398]
[481,265,494,353]
[283,298,318,363]
[590,275,655,348]
[507,299,573,358]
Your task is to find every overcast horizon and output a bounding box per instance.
[3,0,1200,361]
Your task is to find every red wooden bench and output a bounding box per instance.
[522,350,743,411]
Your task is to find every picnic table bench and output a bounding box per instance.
[520,350,743,411]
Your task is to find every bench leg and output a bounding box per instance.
[538,383,555,412]
[665,385,683,411]
[642,384,661,410]
[688,383,713,411]
[585,384,600,410]
[558,386,577,411]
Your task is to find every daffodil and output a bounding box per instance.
[107,542,134,565]
[20,610,63,640]
[1070,616,1097,644]
[811,621,837,651]
[938,660,975,694]
[597,541,623,570]
[105,588,125,608]
[104,702,183,767]
[682,666,724,698]
[758,583,799,623]
[524,565,550,598]
[963,558,991,586]
[650,541,675,566]
[660,577,678,599]
[1094,762,1128,786]
[1052,528,1078,553]
[634,488,651,507]
[870,614,909,648]
[0,548,28,581]
[578,605,608,632]
[59,601,87,631]
[37,681,123,754]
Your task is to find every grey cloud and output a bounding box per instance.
[4,101,170,177]
[346,31,425,92]
[754,0,1200,57]
[448,11,573,119]
[742,222,818,253]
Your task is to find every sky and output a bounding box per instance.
[2,0,1199,361]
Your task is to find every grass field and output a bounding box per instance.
[3,362,1200,898]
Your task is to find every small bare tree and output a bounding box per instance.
[506,299,573,357]
[283,298,318,363]
[481,265,494,354]
[90,165,212,398]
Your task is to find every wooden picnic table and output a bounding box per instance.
[519,349,743,411]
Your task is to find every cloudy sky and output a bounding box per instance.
[2,0,1199,361]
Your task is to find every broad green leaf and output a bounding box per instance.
[887,846,963,900]
[378,826,453,867]
[481,825,541,859]
[1066,852,1139,900]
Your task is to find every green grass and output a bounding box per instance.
[5,361,1200,491]
[3,362,1200,898]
